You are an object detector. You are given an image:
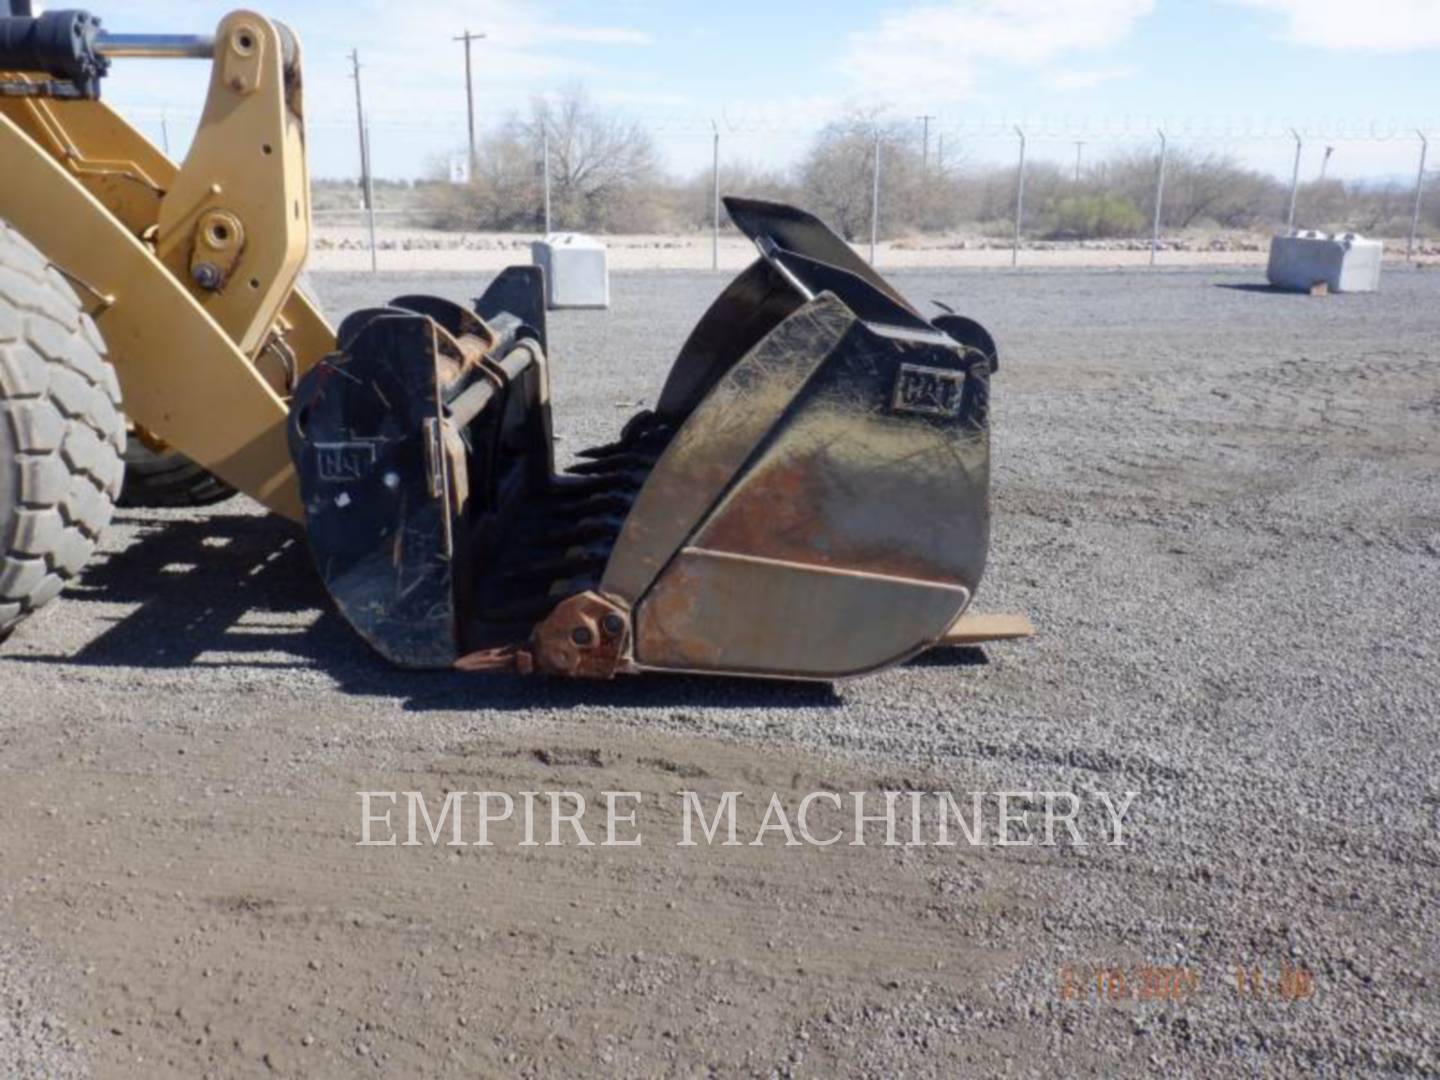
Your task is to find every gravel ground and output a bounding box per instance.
[0,940,86,1079]
[1,264,1437,1076]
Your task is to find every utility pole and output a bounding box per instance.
[1073,140,1084,182]
[349,49,377,272]
[453,29,486,179]
[350,50,369,211]
[160,109,170,156]
[710,119,720,271]
[1318,144,1333,182]
[916,114,935,170]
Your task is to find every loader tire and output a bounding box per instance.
[119,442,235,508]
[0,220,126,640]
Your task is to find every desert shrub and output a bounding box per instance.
[1043,193,1146,239]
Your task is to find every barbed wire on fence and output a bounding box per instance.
[111,101,1437,142]
[109,100,1435,271]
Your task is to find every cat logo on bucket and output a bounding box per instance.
[891,363,966,418]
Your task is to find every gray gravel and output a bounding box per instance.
[0,939,87,1079]
[4,264,1438,1074]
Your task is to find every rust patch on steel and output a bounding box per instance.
[634,548,969,678]
[634,557,721,670]
[455,644,536,675]
[529,592,632,677]
[600,295,855,605]
[693,434,986,585]
[455,592,634,678]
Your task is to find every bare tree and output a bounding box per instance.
[796,113,889,241]
[530,85,663,231]
[416,94,1430,241]
[795,112,969,240]
[674,160,797,232]
[421,85,664,232]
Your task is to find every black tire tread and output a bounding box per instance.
[0,220,124,638]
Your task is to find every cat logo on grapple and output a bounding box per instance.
[315,442,378,482]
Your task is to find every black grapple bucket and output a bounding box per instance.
[288,198,1003,680]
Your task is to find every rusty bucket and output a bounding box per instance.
[289,198,1010,680]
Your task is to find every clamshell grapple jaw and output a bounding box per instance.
[289,199,1001,681]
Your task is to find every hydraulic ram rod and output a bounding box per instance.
[94,33,214,60]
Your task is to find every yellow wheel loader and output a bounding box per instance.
[0,5,1030,680]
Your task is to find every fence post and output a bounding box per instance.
[1150,128,1167,267]
[870,128,881,265]
[1285,127,1302,231]
[363,125,377,273]
[711,120,720,271]
[1012,126,1026,268]
[1408,130,1429,263]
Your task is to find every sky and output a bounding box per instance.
[93,0,1440,184]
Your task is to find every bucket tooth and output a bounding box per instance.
[498,551,611,585]
[575,441,627,460]
[566,452,658,476]
[510,517,627,549]
[574,413,673,460]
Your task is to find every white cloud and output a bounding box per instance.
[1042,65,1137,90]
[1233,0,1440,51]
[596,89,692,108]
[547,27,653,46]
[98,0,655,174]
[101,1,650,122]
[841,0,1153,105]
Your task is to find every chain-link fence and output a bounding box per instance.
[117,102,1438,270]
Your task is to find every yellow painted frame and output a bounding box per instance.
[0,10,336,521]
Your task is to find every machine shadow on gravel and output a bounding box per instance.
[1212,282,1288,293]
[904,645,989,668]
[19,513,855,710]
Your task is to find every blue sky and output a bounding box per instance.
[100,1,1440,183]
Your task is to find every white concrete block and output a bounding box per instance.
[1267,231,1382,293]
[530,233,610,310]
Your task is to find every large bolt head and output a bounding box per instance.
[192,262,223,291]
